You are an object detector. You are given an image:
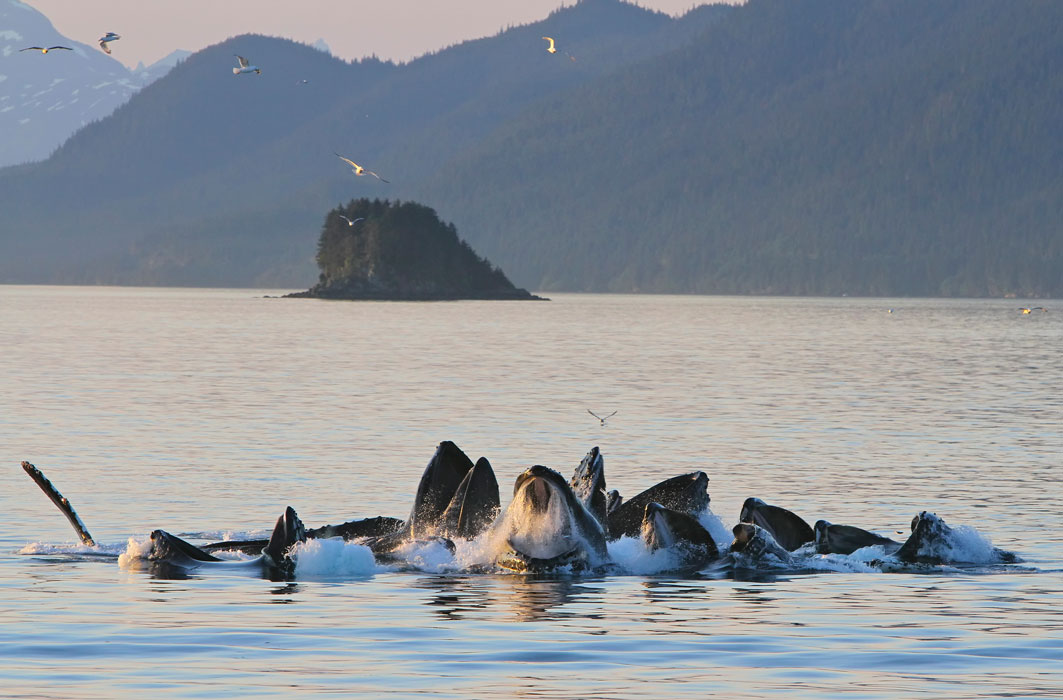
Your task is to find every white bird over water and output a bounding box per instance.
[338,215,365,227]
[588,410,617,426]
[233,55,261,75]
[542,36,557,54]
[335,153,389,182]
[20,46,72,54]
[98,32,120,54]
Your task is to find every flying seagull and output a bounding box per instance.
[233,55,261,75]
[98,32,120,54]
[20,46,73,54]
[1019,307,1047,314]
[542,36,557,54]
[588,409,617,426]
[338,215,365,227]
[335,153,389,182]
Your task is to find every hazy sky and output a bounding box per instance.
[25,1,722,69]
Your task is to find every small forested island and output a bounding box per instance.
[287,199,545,301]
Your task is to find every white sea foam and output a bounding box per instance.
[699,507,733,551]
[607,535,681,575]
[291,537,379,578]
[392,538,460,573]
[921,524,1008,564]
[117,535,153,568]
[803,550,881,574]
[18,541,125,557]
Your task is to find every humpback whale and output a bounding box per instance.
[569,446,609,535]
[814,519,900,556]
[640,502,719,569]
[738,498,814,552]
[148,506,307,579]
[608,472,710,540]
[896,511,1018,564]
[21,454,1023,579]
[491,465,608,573]
[729,522,793,566]
[362,441,500,557]
[201,442,497,559]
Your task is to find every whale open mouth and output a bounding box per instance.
[524,477,553,513]
[496,539,589,573]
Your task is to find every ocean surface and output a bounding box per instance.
[1,286,1060,699]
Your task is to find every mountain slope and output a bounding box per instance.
[418,0,1063,296]
[0,0,724,286]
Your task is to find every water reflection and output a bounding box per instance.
[498,576,600,622]
[417,574,607,622]
[731,585,780,606]
[269,582,301,601]
[417,575,494,620]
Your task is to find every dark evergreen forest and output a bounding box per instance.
[295,199,538,300]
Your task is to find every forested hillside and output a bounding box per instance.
[420,0,1063,296]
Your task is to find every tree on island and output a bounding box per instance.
[289,199,543,300]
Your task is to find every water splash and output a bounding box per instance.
[698,507,733,551]
[290,538,379,578]
[117,535,153,568]
[18,541,124,558]
[607,535,681,574]
[903,523,1013,565]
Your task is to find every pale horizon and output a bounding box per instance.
[23,0,730,70]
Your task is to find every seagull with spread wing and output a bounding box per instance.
[20,46,73,54]
[542,36,557,54]
[338,215,365,227]
[588,410,617,426]
[335,153,389,182]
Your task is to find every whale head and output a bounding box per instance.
[493,465,607,573]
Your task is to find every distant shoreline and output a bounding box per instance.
[282,288,548,301]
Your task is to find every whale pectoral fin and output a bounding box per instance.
[21,461,96,546]
[261,506,306,574]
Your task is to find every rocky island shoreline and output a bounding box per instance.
[287,199,545,301]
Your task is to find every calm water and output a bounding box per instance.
[1,286,1060,698]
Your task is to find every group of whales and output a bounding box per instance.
[22,443,1017,579]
